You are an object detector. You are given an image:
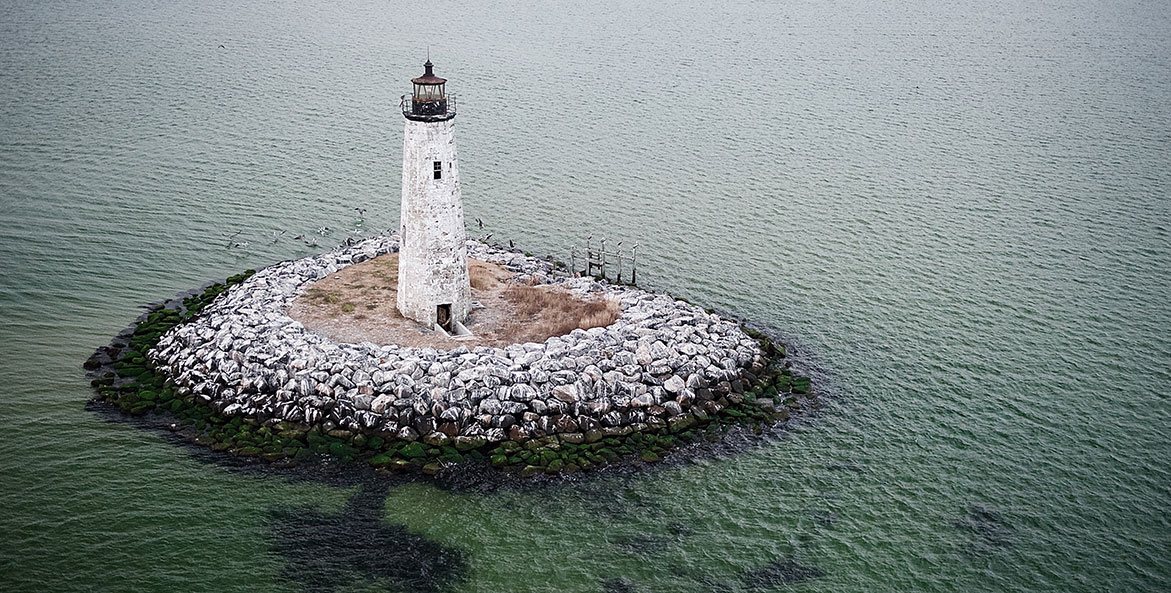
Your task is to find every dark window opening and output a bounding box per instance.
[436,304,452,332]
[433,161,442,180]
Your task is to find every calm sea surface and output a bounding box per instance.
[2,0,1169,591]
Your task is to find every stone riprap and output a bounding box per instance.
[146,236,772,450]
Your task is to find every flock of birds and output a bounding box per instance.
[222,208,518,253]
[223,207,371,252]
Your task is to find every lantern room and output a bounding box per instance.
[403,59,456,121]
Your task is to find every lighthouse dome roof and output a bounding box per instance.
[411,60,446,85]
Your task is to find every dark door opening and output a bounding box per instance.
[436,303,452,332]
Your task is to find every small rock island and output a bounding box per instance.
[86,61,815,477]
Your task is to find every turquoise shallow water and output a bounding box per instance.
[2,0,1170,591]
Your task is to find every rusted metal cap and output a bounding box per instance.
[412,59,446,85]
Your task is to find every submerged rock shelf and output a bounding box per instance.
[87,237,816,476]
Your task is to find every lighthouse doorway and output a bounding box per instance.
[436,304,452,332]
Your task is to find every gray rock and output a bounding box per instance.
[663,375,685,393]
[552,384,579,403]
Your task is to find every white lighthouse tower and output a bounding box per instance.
[396,59,472,334]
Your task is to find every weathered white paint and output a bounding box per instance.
[397,117,472,327]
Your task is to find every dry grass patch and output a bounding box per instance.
[502,284,621,337]
[469,259,505,290]
[288,252,622,348]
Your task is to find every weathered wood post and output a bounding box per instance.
[631,243,639,285]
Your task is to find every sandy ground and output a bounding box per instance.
[286,254,616,348]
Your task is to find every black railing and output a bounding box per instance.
[401,94,457,122]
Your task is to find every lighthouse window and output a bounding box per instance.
[433,161,442,180]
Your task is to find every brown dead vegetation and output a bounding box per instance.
[501,284,620,339]
[468,259,503,290]
[286,253,620,348]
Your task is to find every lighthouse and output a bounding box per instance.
[396,59,472,334]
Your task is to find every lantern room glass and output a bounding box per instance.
[414,83,445,102]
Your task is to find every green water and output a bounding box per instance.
[2,0,1169,591]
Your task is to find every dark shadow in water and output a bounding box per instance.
[954,502,1015,555]
[700,557,825,592]
[613,533,673,558]
[601,576,641,592]
[81,419,471,593]
[601,512,824,592]
[740,559,825,589]
[266,478,467,593]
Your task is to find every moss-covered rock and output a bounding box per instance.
[400,442,427,458]
[792,376,812,394]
